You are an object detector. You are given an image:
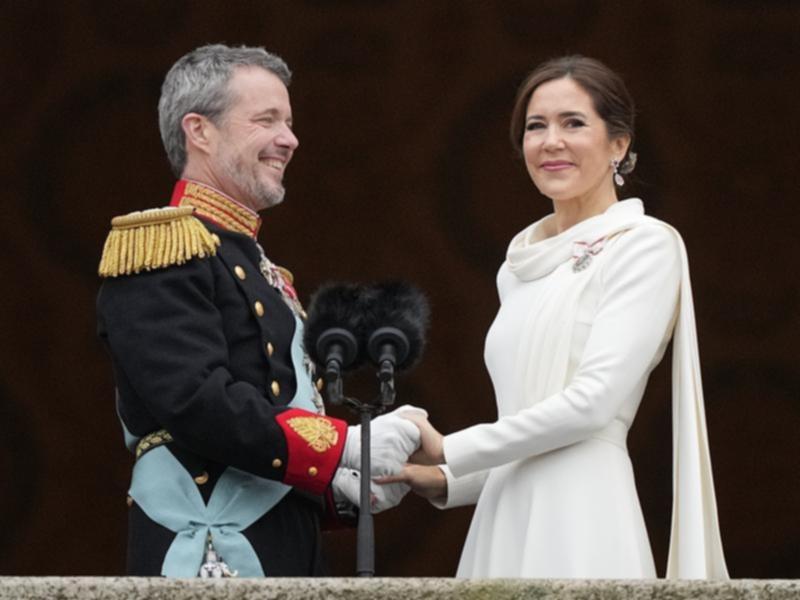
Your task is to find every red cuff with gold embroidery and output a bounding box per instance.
[275,408,348,496]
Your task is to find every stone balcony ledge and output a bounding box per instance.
[0,577,797,600]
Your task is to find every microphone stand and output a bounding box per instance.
[327,365,395,577]
[309,283,428,577]
[357,403,374,577]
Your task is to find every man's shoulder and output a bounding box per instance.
[97,206,221,279]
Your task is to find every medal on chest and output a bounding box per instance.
[255,244,304,317]
[255,243,324,413]
[571,236,607,272]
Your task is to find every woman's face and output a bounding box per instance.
[522,77,628,205]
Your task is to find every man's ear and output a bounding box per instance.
[182,112,215,156]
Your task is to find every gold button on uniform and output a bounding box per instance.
[194,471,209,485]
[271,380,280,396]
[234,265,246,280]
[308,466,318,477]
[272,458,282,469]
[266,342,274,357]
[254,301,264,317]
[316,378,324,391]
[126,495,133,507]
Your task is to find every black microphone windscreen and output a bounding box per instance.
[303,283,366,369]
[361,281,430,371]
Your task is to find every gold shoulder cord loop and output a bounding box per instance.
[98,207,220,277]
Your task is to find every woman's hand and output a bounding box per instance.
[377,464,447,502]
[397,411,445,465]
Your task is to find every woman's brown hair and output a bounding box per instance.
[510,55,636,174]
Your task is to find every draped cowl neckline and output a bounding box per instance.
[507,198,645,281]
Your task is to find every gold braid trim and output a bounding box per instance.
[181,196,253,237]
[135,429,174,460]
[98,207,220,278]
[186,182,258,225]
[177,181,260,238]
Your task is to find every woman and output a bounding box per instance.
[383,56,728,579]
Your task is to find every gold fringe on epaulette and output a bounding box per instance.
[98,207,220,277]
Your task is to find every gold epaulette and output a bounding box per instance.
[98,206,220,278]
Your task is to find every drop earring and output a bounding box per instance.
[611,159,624,186]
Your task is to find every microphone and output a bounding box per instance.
[305,281,429,576]
[361,282,430,382]
[303,283,366,391]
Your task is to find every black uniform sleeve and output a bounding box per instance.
[98,256,297,481]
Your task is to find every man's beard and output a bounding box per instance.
[222,152,285,211]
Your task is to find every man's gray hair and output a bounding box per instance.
[158,43,292,177]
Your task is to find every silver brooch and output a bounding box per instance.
[572,237,607,273]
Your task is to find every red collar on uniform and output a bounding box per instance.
[170,179,262,239]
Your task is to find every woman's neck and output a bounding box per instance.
[549,182,619,235]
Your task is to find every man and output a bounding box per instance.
[97,44,419,577]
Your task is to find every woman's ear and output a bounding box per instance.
[611,134,631,163]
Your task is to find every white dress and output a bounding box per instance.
[437,199,727,579]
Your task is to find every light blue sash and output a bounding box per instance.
[126,314,319,577]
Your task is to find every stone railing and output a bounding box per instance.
[0,578,798,599]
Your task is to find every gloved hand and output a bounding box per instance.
[331,467,411,514]
[340,405,427,476]
[332,468,361,506]
[371,477,411,513]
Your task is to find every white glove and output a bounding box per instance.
[340,405,427,476]
[371,478,411,513]
[331,468,411,514]
[332,468,361,506]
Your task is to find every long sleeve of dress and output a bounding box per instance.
[430,466,489,509]
[444,224,682,478]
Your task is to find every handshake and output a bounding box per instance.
[332,405,444,514]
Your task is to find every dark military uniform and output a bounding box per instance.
[97,180,347,576]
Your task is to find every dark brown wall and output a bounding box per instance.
[2,0,798,577]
